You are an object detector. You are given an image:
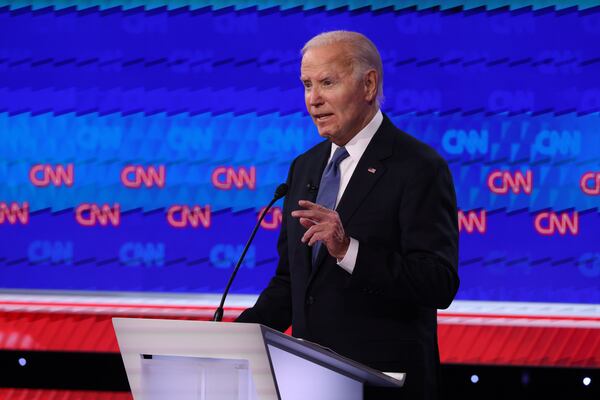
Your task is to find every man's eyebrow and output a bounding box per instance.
[300,73,336,82]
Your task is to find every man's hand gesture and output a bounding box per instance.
[291,200,350,260]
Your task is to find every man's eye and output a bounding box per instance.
[322,80,333,87]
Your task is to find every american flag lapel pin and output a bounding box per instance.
[367,167,376,174]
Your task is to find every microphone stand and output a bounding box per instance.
[213,185,287,322]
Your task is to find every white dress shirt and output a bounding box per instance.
[326,109,383,274]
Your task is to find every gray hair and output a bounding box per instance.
[301,30,384,105]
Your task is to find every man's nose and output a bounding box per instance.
[308,87,324,106]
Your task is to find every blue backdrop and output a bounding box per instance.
[0,1,598,304]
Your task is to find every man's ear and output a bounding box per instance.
[363,69,378,102]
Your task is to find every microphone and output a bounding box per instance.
[273,183,289,200]
[213,183,288,322]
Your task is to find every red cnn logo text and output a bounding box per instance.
[458,210,486,234]
[167,205,211,228]
[260,206,282,230]
[121,165,166,188]
[211,166,256,190]
[534,211,578,235]
[29,164,74,187]
[75,203,120,227]
[580,172,600,195]
[0,202,29,225]
[487,170,532,194]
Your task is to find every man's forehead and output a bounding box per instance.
[300,47,352,78]
[300,61,339,78]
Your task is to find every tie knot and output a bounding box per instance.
[330,146,349,168]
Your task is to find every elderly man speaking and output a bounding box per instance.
[237,30,459,400]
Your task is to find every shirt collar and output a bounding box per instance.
[330,109,383,162]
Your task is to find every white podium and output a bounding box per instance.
[113,318,404,400]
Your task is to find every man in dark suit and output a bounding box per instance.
[237,31,459,400]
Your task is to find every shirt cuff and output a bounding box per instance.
[337,237,359,274]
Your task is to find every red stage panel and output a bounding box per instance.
[0,310,239,352]
[438,321,600,367]
[0,295,598,368]
[0,388,132,400]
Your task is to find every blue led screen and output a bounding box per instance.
[0,3,599,304]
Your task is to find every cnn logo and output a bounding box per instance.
[260,206,282,230]
[211,166,256,190]
[458,210,486,234]
[534,211,578,236]
[488,170,532,195]
[580,172,600,195]
[29,164,74,187]
[0,202,29,225]
[167,205,211,228]
[75,203,120,227]
[121,165,166,188]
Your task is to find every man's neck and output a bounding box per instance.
[334,106,379,147]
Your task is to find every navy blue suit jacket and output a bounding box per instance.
[237,115,459,400]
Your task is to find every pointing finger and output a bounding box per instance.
[301,224,320,244]
[298,200,327,210]
[292,209,326,220]
[299,217,316,229]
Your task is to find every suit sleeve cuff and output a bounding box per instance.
[337,237,359,274]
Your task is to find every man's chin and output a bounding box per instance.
[316,127,345,143]
[318,132,335,141]
[316,127,337,138]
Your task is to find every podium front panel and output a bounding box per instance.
[267,344,362,400]
[113,318,279,400]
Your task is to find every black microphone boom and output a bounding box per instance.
[213,183,288,322]
[273,183,289,200]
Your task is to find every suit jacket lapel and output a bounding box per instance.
[305,141,331,204]
[298,141,331,278]
[336,119,394,227]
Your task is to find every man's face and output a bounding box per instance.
[300,45,374,146]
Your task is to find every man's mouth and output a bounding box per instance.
[314,113,333,122]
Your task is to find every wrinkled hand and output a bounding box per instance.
[291,200,350,260]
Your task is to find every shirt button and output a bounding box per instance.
[306,296,315,305]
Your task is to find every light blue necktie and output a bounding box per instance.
[312,146,350,266]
